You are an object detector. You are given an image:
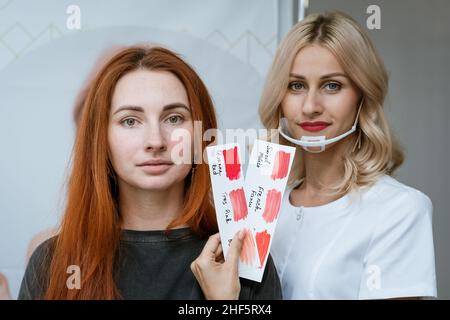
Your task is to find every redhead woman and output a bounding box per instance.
[18,46,281,300]
[260,12,436,299]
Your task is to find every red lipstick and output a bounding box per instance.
[299,121,331,132]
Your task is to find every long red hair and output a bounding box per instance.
[45,46,218,299]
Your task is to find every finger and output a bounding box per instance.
[216,243,223,258]
[215,243,225,263]
[226,229,246,267]
[200,233,222,260]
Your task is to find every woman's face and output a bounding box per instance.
[281,44,361,151]
[108,69,193,191]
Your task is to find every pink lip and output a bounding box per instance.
[299,121,331,132]
[137,159,173,175]
[137,159,173,166]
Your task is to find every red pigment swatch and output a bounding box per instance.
[222,146,241,180]
[262,189,282,223]
[271,151,291,180]
[229,188,248,221]
[240,229,256,266]
[255,230,271,267]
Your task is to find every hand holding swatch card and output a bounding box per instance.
[207,140,295,282]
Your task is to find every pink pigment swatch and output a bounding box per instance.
[240,229,256,266]
[255,230,271,267]
[262,189,282,223]
[229,188,248,221]
[271,151,291,180]
[223,146,241,180]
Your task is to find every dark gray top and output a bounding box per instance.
[18,228,282,300]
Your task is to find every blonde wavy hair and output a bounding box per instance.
[259,11,404,194]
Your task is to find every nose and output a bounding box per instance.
[144,121,167,152]
[302,90,323,118]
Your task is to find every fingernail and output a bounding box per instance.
[238,229,246,241]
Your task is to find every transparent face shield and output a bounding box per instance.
[278,98,364,153]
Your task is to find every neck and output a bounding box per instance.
[119,180,187,231]
[299,137,355,195]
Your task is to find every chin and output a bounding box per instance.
[136,179,175,191]
[136,174,187,191]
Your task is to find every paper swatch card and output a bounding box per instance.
[207,140,296,282]
[242,140,295,282]
[206,144,253,260]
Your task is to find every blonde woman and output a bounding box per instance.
[260,12,437,299]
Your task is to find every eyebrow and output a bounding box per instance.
[112,103,190,115]
[289,72,348,80]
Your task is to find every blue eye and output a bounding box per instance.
[325,82,341,91]
[288,82,304,91]
[121,118,138,127]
